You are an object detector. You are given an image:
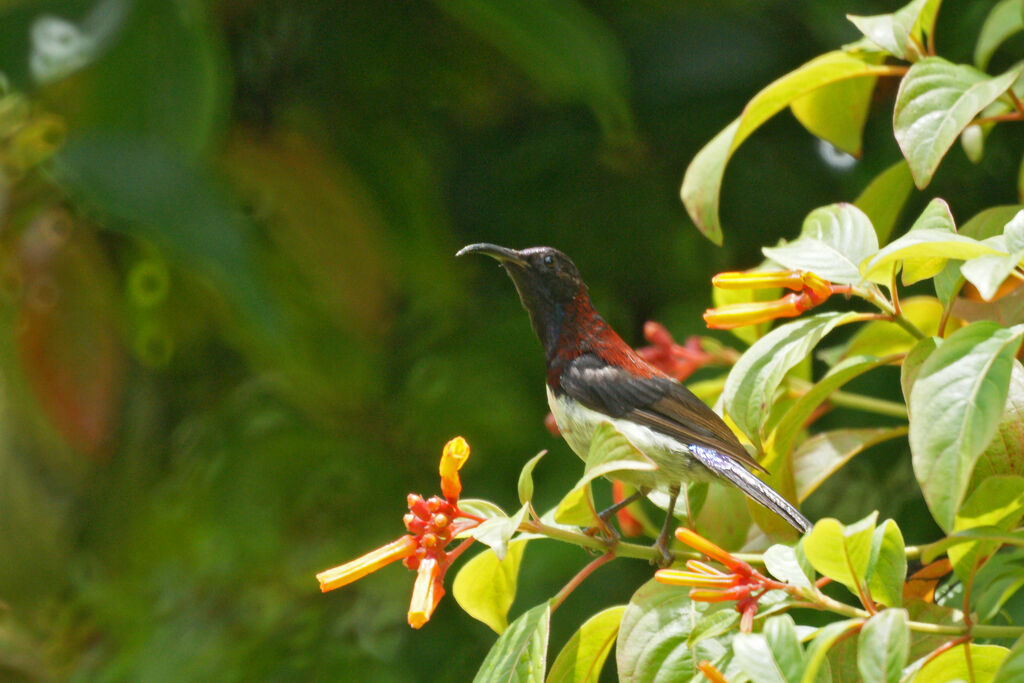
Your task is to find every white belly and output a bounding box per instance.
[546,385,710,491]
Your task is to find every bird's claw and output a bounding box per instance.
[653,535,674,567]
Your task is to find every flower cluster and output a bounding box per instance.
[316,437,482,628]
[655,528,788,632]
[703,269,851,329]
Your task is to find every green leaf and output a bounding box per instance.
[732,633,788,683]
[768,355,895,469]
[59,0,228,157]
[861,199,1001,285]
[764,614,806,683]
[723,312,861,444]
[553,422,657,526]
[470,504,530,560]
[552,486,593,527]
[838,297,944,360]
[458,499,509,521]
[474,602,550,683]
[454,539,529,634]
[857,609,909,683]
[900,336,938,405]
[518,450,547,505]
[687,608,740,646]
[962,245,1024,303]
[973,548,1024,622]
[581,422,659,483]
[790,50,884,156]
[948,475,1024,582]
[854,159,915,245]
[801,512,878,596]
[968,361,1024,496]
[682,52,896,244]
[961,212,1024,301]
[762,203,879,284]
[914,643,1009,683]
[546,606,625,683]
[794,427,909,502]
[1008,210,1024,253]
[56,133,279,335]
[921,526,1024,564]
[616,579,718,681]
[962,205,1024,240]
[867,520,907,608]
[975,0,1024,71]
[433,0,635,146]
[763,543,814,589]
[801,619,863,683]
[847,0,940,60]
[893,58,1022,188]
[909,322,1024,531]
[994,635,1024,683]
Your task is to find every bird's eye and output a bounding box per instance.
[543,255,554,266]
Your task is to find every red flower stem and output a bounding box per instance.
[889,263,902,318]
[918,635,972,672]
[443,537,477,566]
[550,552,616,612]
[455,510,486,523]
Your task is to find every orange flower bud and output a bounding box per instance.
[654,569,739,588]
[712,270,807,291]
[698,660,730,683]
[799,271,833,304]
[675,528,753,576]
[439,436,470,500]
[689,586,751,602]
[702,296,804,329]
[685,559,727,576]
[316,535,418,592]
[407,557,445,629]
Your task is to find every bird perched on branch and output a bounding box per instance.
[457,243,811,563]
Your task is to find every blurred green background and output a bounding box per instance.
[0,0,1017,680]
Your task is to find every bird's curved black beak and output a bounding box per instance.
[456,243,528,267]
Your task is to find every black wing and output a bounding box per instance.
[559,353,766,473]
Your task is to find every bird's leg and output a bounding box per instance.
[597,489,645,524]
[586,488,648,543]
[654,485,681,567]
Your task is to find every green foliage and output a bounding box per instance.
[5,0,1024,680]
[453,540,529,634]
[459,0,1024,678]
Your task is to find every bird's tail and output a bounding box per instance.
[690,444,812,533]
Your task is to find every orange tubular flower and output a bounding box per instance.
[656,527,791,633]
[439,436,470,501]
[408,558,445,629]
[704,269,848,330]
[699,660,730,683]
[316,536,418,592]
[317,437,483,629]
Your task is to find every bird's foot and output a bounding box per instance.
[584,516,621,548]
[652,528,675,567]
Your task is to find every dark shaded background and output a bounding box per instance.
[0,0,1017,680]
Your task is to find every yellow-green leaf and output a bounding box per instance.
[453,539,529,634]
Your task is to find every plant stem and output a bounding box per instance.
[550,552,615,611]
[788,377,909,419]
[828,390,908,419]
[521,519,765,566]
[857,285,928,340]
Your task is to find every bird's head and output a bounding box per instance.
[456,243,589,353]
